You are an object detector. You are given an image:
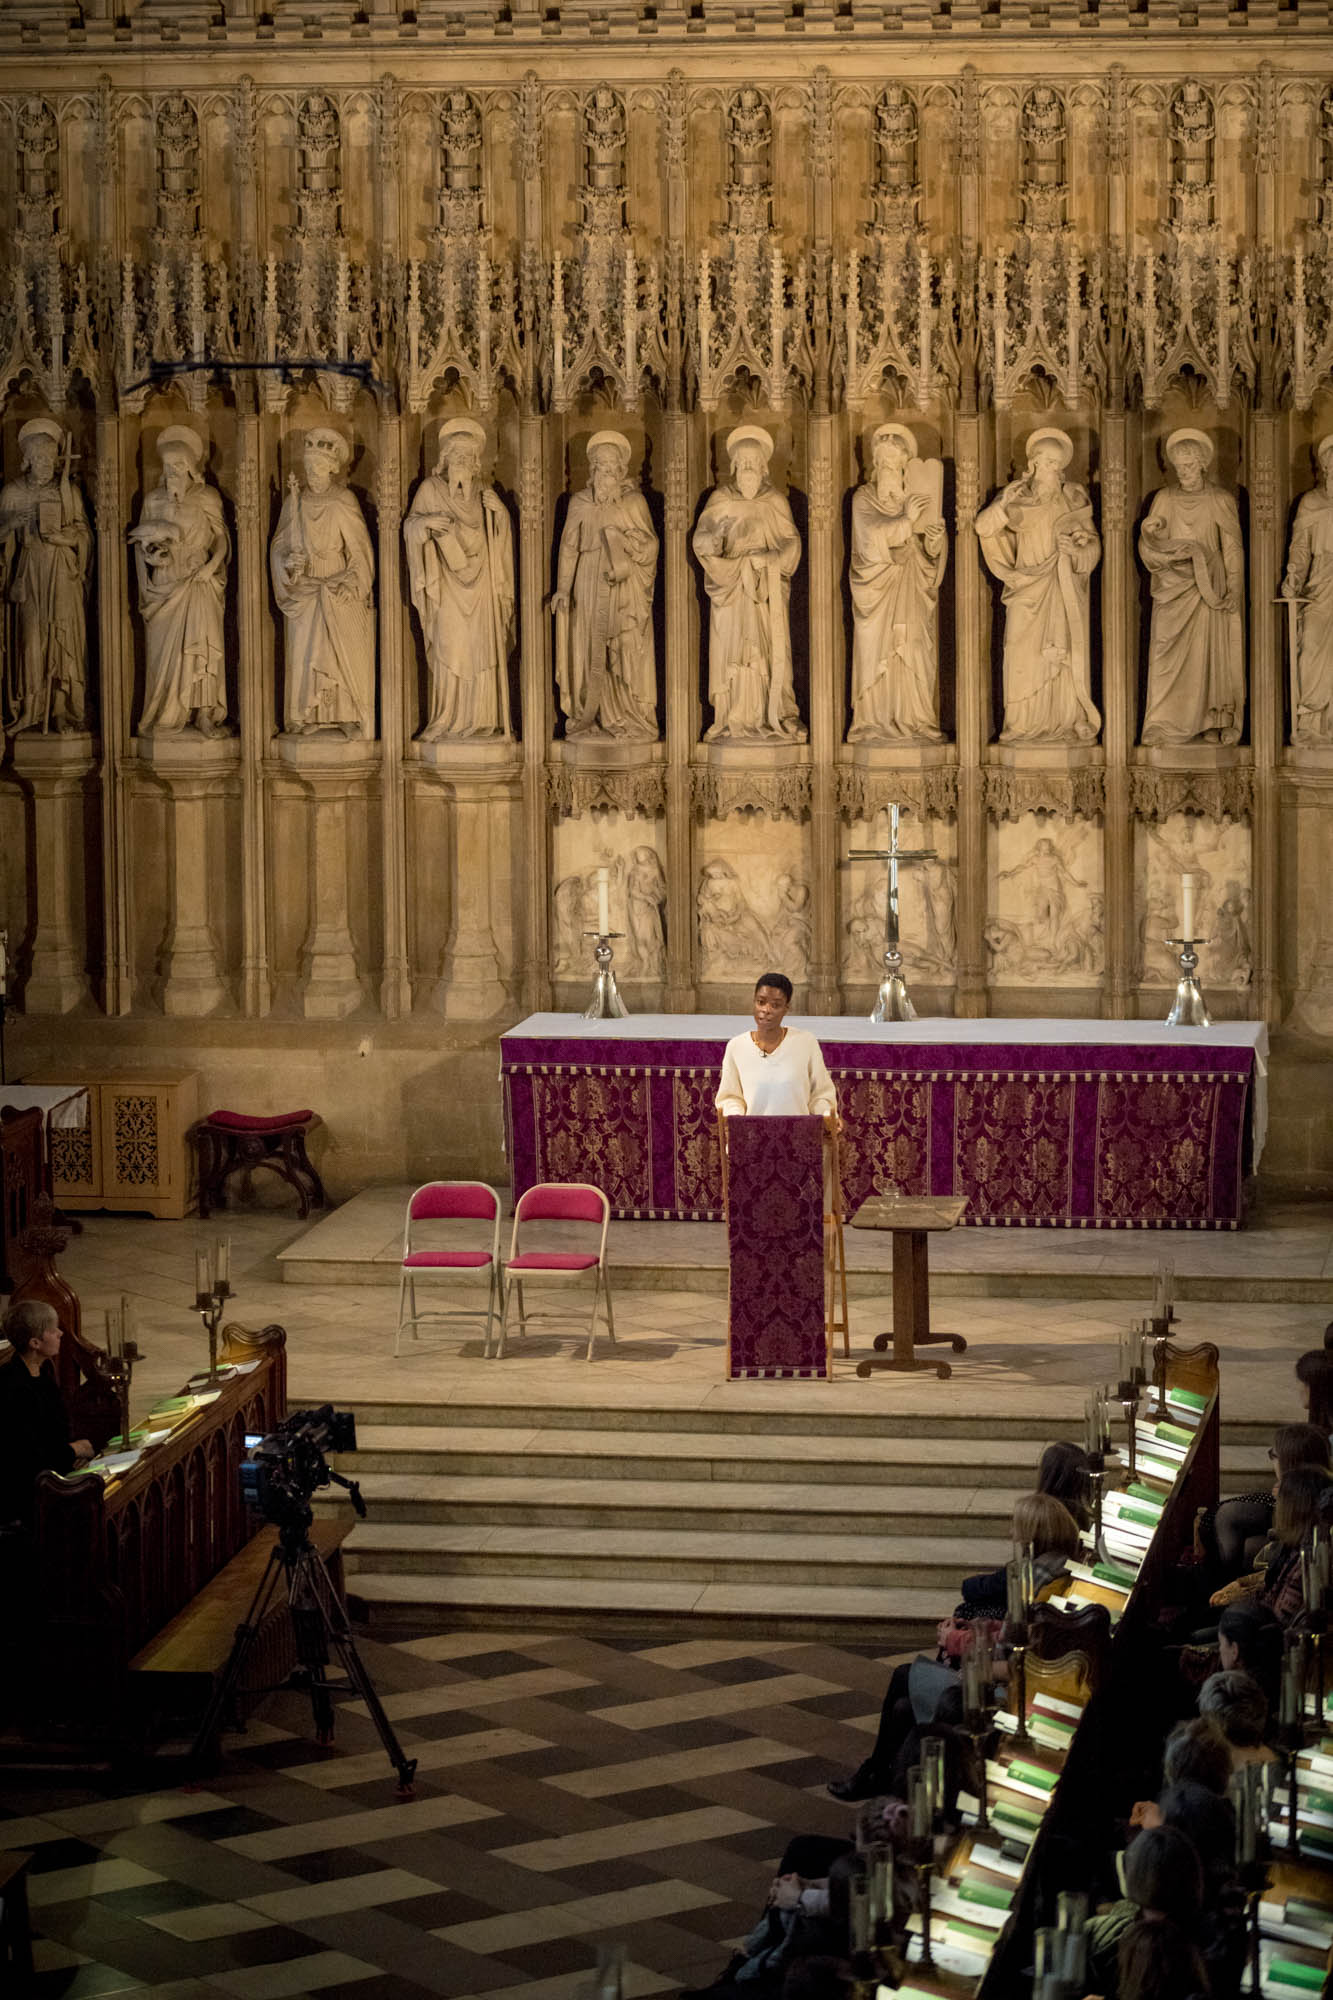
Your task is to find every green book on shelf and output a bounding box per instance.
[993,1799,1042,1830]
[1118,1506,1162,1529]
[1169,1387,1208,1410]
[1093,1561,1138,1588]
[958,1879,1013,1911]
[1126,1484,1166,1510]
[1154,1421,1194,1445]
[1007,1760,1057,1793]
[1267,1957,1325,1991]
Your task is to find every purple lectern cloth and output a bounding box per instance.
[725,1114,827,1380]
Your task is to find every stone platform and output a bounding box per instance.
[42,1202,1333,1644]
[279,1183,1333,1303]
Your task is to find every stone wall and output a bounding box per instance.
[1,32,1331,1191]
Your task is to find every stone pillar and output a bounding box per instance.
[663,410,695,1011]
[376,413,410,1020]
[1249,411,1280,1024]
[419,743,519,1018]
[136,735,237,1017]
[95,415,132,1017]
[518,412,552,1011]
[234,412,272,1017]
[9,733,95,1014]
[952,413,987,1017]
[806,411,841,1014]
[1100,412,1134,1018]
[278,737,375,1020]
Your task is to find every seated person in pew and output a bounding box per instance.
[1037,1438,1095,1532]
[1209,1464,1330,1626]
[1296,1348,1333,1440]
[1083,1821,1225,2000]
[1210,1421,1329,1583]
[1137,1716,1234,1804]
[0,1302,93,1528]
[1196,1670,1278,1771]
[677,1831,861,2000]
[825,1492,1082,1802]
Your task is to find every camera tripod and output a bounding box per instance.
[191,1510,418,1796]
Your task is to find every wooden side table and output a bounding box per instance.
[850,1194,969,1380]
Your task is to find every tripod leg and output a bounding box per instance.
[297,1547,418,1795]
[190,1546,290,1770]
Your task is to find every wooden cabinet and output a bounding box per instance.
[28,1069,200,1219]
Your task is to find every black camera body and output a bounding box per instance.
[239,1405,358,1534]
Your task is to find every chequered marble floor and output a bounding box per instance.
[4,1627,899,2000]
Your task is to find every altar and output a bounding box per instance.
[500,1016,1268,1230]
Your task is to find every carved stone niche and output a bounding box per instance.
[691,742,812,823]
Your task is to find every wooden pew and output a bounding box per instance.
[16,1325,288,1750]
[0,1105,44,1293]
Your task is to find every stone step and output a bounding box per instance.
[339,1398,1272,1447]
[336,1425,1057,1488]
[339,1520,1010,1591]
[345,1568,946,1647]
[327,1471,1022,1535]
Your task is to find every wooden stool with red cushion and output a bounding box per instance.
[194,1109,326,1219]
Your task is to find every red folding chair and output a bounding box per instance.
[498,1182,615,1362]
[395,1181,503,1357]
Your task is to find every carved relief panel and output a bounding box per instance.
[551,813,667,980]
[694,815,810,985]
[1136,815,1252,990]
[988,815,1104,986]
[841,812,957,986]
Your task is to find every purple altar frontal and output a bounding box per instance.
[500,1015,1268,1232]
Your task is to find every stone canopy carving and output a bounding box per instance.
[1139,428,1245,747]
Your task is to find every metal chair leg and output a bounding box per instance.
[602,1271,616,1345]
[394,1267,407,1356]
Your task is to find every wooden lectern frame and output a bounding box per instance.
[717,1111,849,1376]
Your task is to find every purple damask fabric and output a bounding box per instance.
[725,1114,828,1380]
[501,1034,1255,1229]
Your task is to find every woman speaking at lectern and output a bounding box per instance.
[715,973,838,1121]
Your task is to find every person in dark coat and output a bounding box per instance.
[0,1301,93,1526]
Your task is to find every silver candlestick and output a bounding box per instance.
[1163,935,1212,1027]
[583,931,629,1020]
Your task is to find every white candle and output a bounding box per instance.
[1180,873,1196,941]
[216,1236,230,1288]
[596,866,611,937]
[196,1249,211,1300]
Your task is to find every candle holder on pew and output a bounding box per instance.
[1033,1892,1090,2000]
[960,1623,996,1832]
[99,1296,142,1451]
[1005,1548,1035,1748]
[904,1760,939,1975]
[1163,934,1212,1028]
[194,1238,235,1382]
[1117,1323,1148,1480]
[1277,1634,1313,1856]
[846,1842,903,1998]
[582,930,629,1021]
[1084,1386,1113,1555]
[1230,1761,1271,2000]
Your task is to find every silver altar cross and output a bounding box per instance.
[848,804,937,1023]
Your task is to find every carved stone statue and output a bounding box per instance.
[976,428,1100,745]
[404,416,515,742]
[1139,428,1244,747]
[848,422,947,744]
[131,425,229,736]
[270,427,375,739]
[770,871,812,975]
[552,431,657,741]
[1283,434,1333,745]
[997,835,1087,961]
[0,416,92,733]
[694,425,803,744]
[625,846,667,977]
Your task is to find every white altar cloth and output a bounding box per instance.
[0,1083,90,1131]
